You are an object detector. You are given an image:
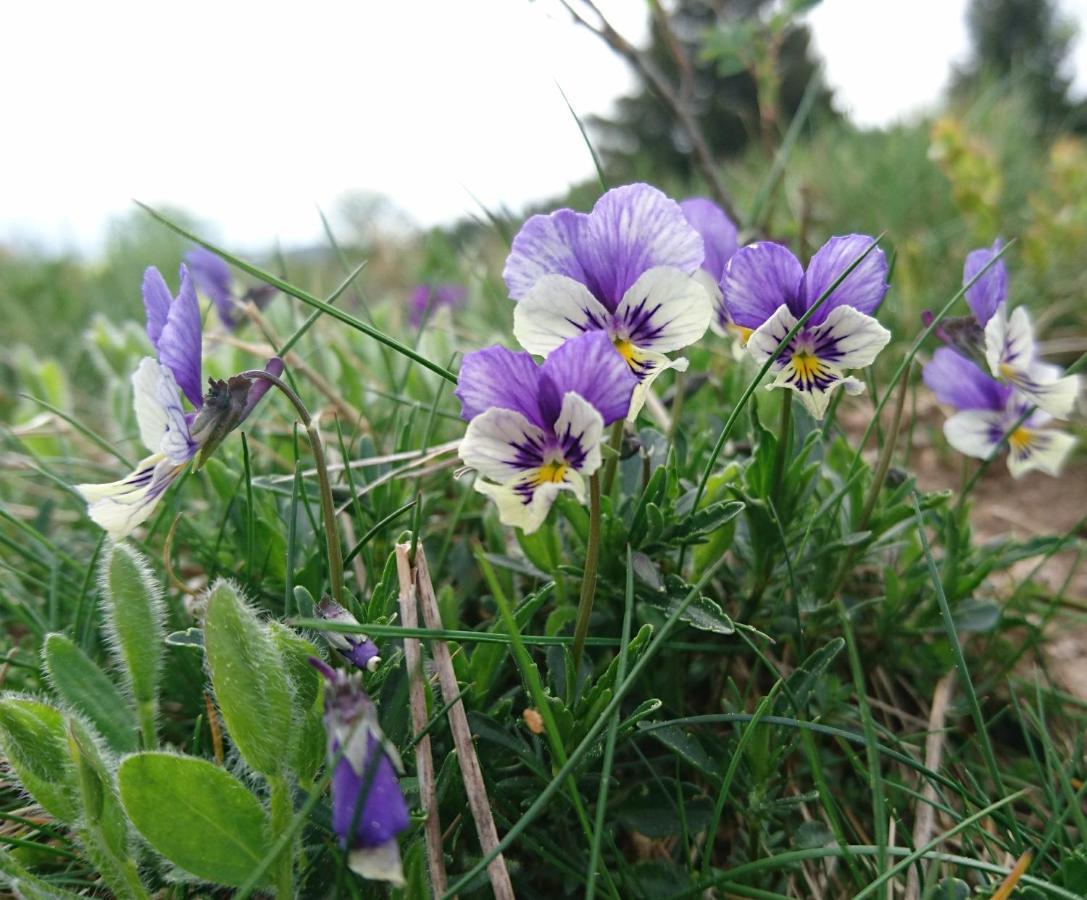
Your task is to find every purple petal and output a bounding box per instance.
[503,184,703,312]
[923,347,1011,411]
[722,242,803,330]
[539,331,638,427]
[800,235,888,325]
[185,248,236,329]
[503,209,585,301]
[963,239,1007,326]
[239,357,284,423]
[455,345,544,427]
[680,197,738,285]
[156,265,204,408]
[331,737,410,849]
[578,184,704,309]
[142,267,172,348]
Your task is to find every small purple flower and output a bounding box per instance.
[680,197,739,335]
[409,282,466,328]
[721,235,891,419]
[316,598,381,672]
[310,658,409,886]
[928,241,1080,418]
[456,330,637,533]
[504,183,713,420]
[923,347,1075,478]
[77,265,283,539]
[185,247,277,330]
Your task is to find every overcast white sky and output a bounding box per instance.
[2,0,1086,255]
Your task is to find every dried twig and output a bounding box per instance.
[398,543,515,900]
[394,549,448,895]
[556,0,740,222]
[906,672,955,900]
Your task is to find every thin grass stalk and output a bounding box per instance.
[401,543,515,900]
[394,550,448,895]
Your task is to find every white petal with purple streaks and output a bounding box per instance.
[613,266,713,354]
[458,407,548,484]
[513,275,611,357]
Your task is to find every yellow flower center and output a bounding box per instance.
[536,460,569,484]
[791,350,822,381]
[613,338,638,364]
[1009,426,1033,452]
[728,324,753,345]
[999,362,1017,381]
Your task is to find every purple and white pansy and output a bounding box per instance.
[77,265,282,540]
[456,330,637,533]
[679,196,739,336]
[721,235,892,419]
[310,659,409,886]
[930,241,1080,418]
[923,347,1075,478]
[504,183,713,420]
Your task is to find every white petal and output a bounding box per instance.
[746,305,797,367]
[1007,428,1076,479]
[1008,362,1081,419]
[512,275,611,356]
[459,408,548,484]
[985,306,1080,417]
[132,357,195,462]
[553,392,605,478]
[612,266,713,353]
[619,348,688,422]
[473,472,582,534]
[349,840,405,887]
[77,453,185,540]
[808,305,891,369]
[766,359,863,420]
[984,305,1034,377]
[943,410,1003,460]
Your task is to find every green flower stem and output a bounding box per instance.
[600,420,625,497]
[769,390,792,505]
[137,701,157,752]
[241,370,345,607]
[571,473,603,670]
[268,776,294,899]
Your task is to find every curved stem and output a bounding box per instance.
[571,474,602,670]
[240,370,345,607]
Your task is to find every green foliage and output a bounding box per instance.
[203,580,293,776]
[117,753,271,887]
[0,698,79,822]
[42,634,139,753]
[100,543,165,747]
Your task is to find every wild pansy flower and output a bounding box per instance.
[185,247,276,330]
[504,183,713,420]
[721,235,891,419]
[409,282,466,328]
[680,197,739,336]
[316,597,381,672]
[456,330,637,533]
[926,241,1080,418]
[77,265,282,540]
[923,347,1076,478]
[310,658,409,886]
